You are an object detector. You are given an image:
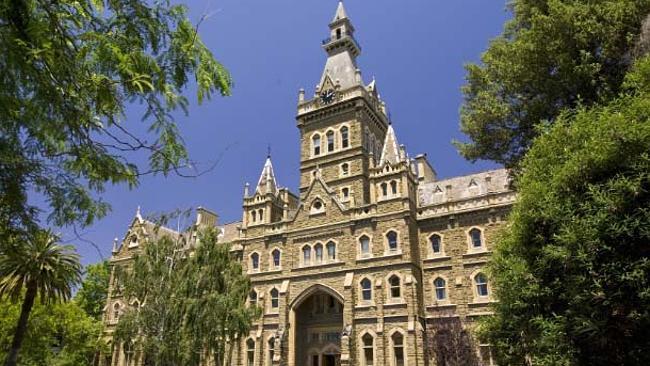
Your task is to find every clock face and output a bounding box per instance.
[320,89,336,104]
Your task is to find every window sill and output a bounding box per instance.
[355,303,376,310]
[383,301,407,309]
[468,298,493,306]
[356,252,402,263]
[426,303,456,310]
[463,250,491,258]
[293,261,344,271]
[423,255,451,263]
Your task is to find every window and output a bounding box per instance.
[311,199,325,215]
[475,273,489,297]
[434,277,446,301]
[272,249,281,269]
[112,303,121,321]
[429,234,442,255]
[361,278,372,301]
[124,341,134,365]
[362,333,374,366]
[129,235,138,247]
[470,228,483,248]
[314,243,323,264]
[312,134,321,156]
[246,339,255,366]
[302,246,311,265]
[327,131,335,152]
[341,163,349,176]
[381,183,388,197]
[390,180,398,195]
[389,275,401,299]
[251,211,257,222]
[251,253,259,271]
[341,127,349,148]
[336,28,342,39]
[268,337,275,366]
[386,231,398,252]
[258,209,264,223]
[359,235,371,257]
[326,241,336,261]
[341,187,350,201]
[270,288,279,309]
[392,333,405,366]
[249,290,258,307]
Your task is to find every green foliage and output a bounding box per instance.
[481,57,650,365]
[74,260,110,319]
[458,0,650,167]
[0,297,104,366]
[114,229,257,366]
[0,0,232,241]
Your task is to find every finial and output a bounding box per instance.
[136,206,142,220]
[267,144,272,158]
[244,182,250,198]
[112,237,119,254]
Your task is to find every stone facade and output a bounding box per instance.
[100,3,515,366]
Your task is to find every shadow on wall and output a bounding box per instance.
[427,318,481,366]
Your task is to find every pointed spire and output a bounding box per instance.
[332,1,348,23]
[135,206,143,222]
[379,124,405,166]
[255,156,278,195]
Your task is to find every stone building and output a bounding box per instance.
[101,3,515,366]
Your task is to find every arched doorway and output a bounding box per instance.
[290,286,343,366]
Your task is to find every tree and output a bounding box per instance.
[114,228,257,366]
[0,0,232,242]
[457,0,650,167]
[75,260,110,320]
[480,56,650,365]
[0,298,104,366]
[0,230,83,366]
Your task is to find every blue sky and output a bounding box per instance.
[67,0,511,265]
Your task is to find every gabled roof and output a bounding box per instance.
[255,156,278,195]
[332,1,348,23]
[379,124,404,166]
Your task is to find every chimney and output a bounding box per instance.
[196,207,218,229]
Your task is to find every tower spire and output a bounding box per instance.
[379,124,405,166]
[332,1,348,23]
[255,155,278,196]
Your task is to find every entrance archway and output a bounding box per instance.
[290,285,343,366]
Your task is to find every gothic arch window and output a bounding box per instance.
[312,134,321,156]
[360,278,372,302]
[362,333,374,366]
[388,275,401,300]
[270,288,279,310]
[358,235,371,258]
[302,245,312,266]
[327,130,335,152]
[246,339,256,366]
[386,231,399,252]
[429,234,443,256]
[468,227,484,250]
[112,302,121,321]
[340,163,349,176]
[250,252,260,272]
[314,243,323,264]
[258,209,264,223]
[249,290,258,307]
[340,126,349,148]
[433,277,447,301]
[391,331,405,366]
[271,249,281,269]
[251,210,257,223]
[336,28,342,39]
[380,182,388,197]
[326,241,336,261]
[267,337,275,366]
[390,180,398,195]
[475,273,489,298]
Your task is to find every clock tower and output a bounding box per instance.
[296,1,390,207]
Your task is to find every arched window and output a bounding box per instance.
[311,199,325,214]
[470,228,483,248]
[272,249,281,269]
[302,246,311,266]
[326,241,336,261]
[312,134,321,156]
[362,333,374,366]
[429,234,442,255]
[360,278,372,301]
[434,277,446,301]
[381,183,388,197]
[258,209,264,223]
[359,235,371,257]
[336,28,342,39]
[124,341,134,365]
[246,339,255,366]
[251,211,257,222]
[341,187,350,201]
[270,288,279,309]
[386,231,398,252]
[268,337,275,366]
[327,130,335,152]
[314,243,323,264]
[389,275,401,299]
[251,253,259,271]
[112,303,121,321]
[341,163,349,176]
[475,273,489,297]
[341,127,349,148]
[249,290,258,307]
[390,180,398,195]
[391,332,405,366]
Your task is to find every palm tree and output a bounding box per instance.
[0,229,82,366]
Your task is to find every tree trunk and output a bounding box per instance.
[4,282,37,366]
